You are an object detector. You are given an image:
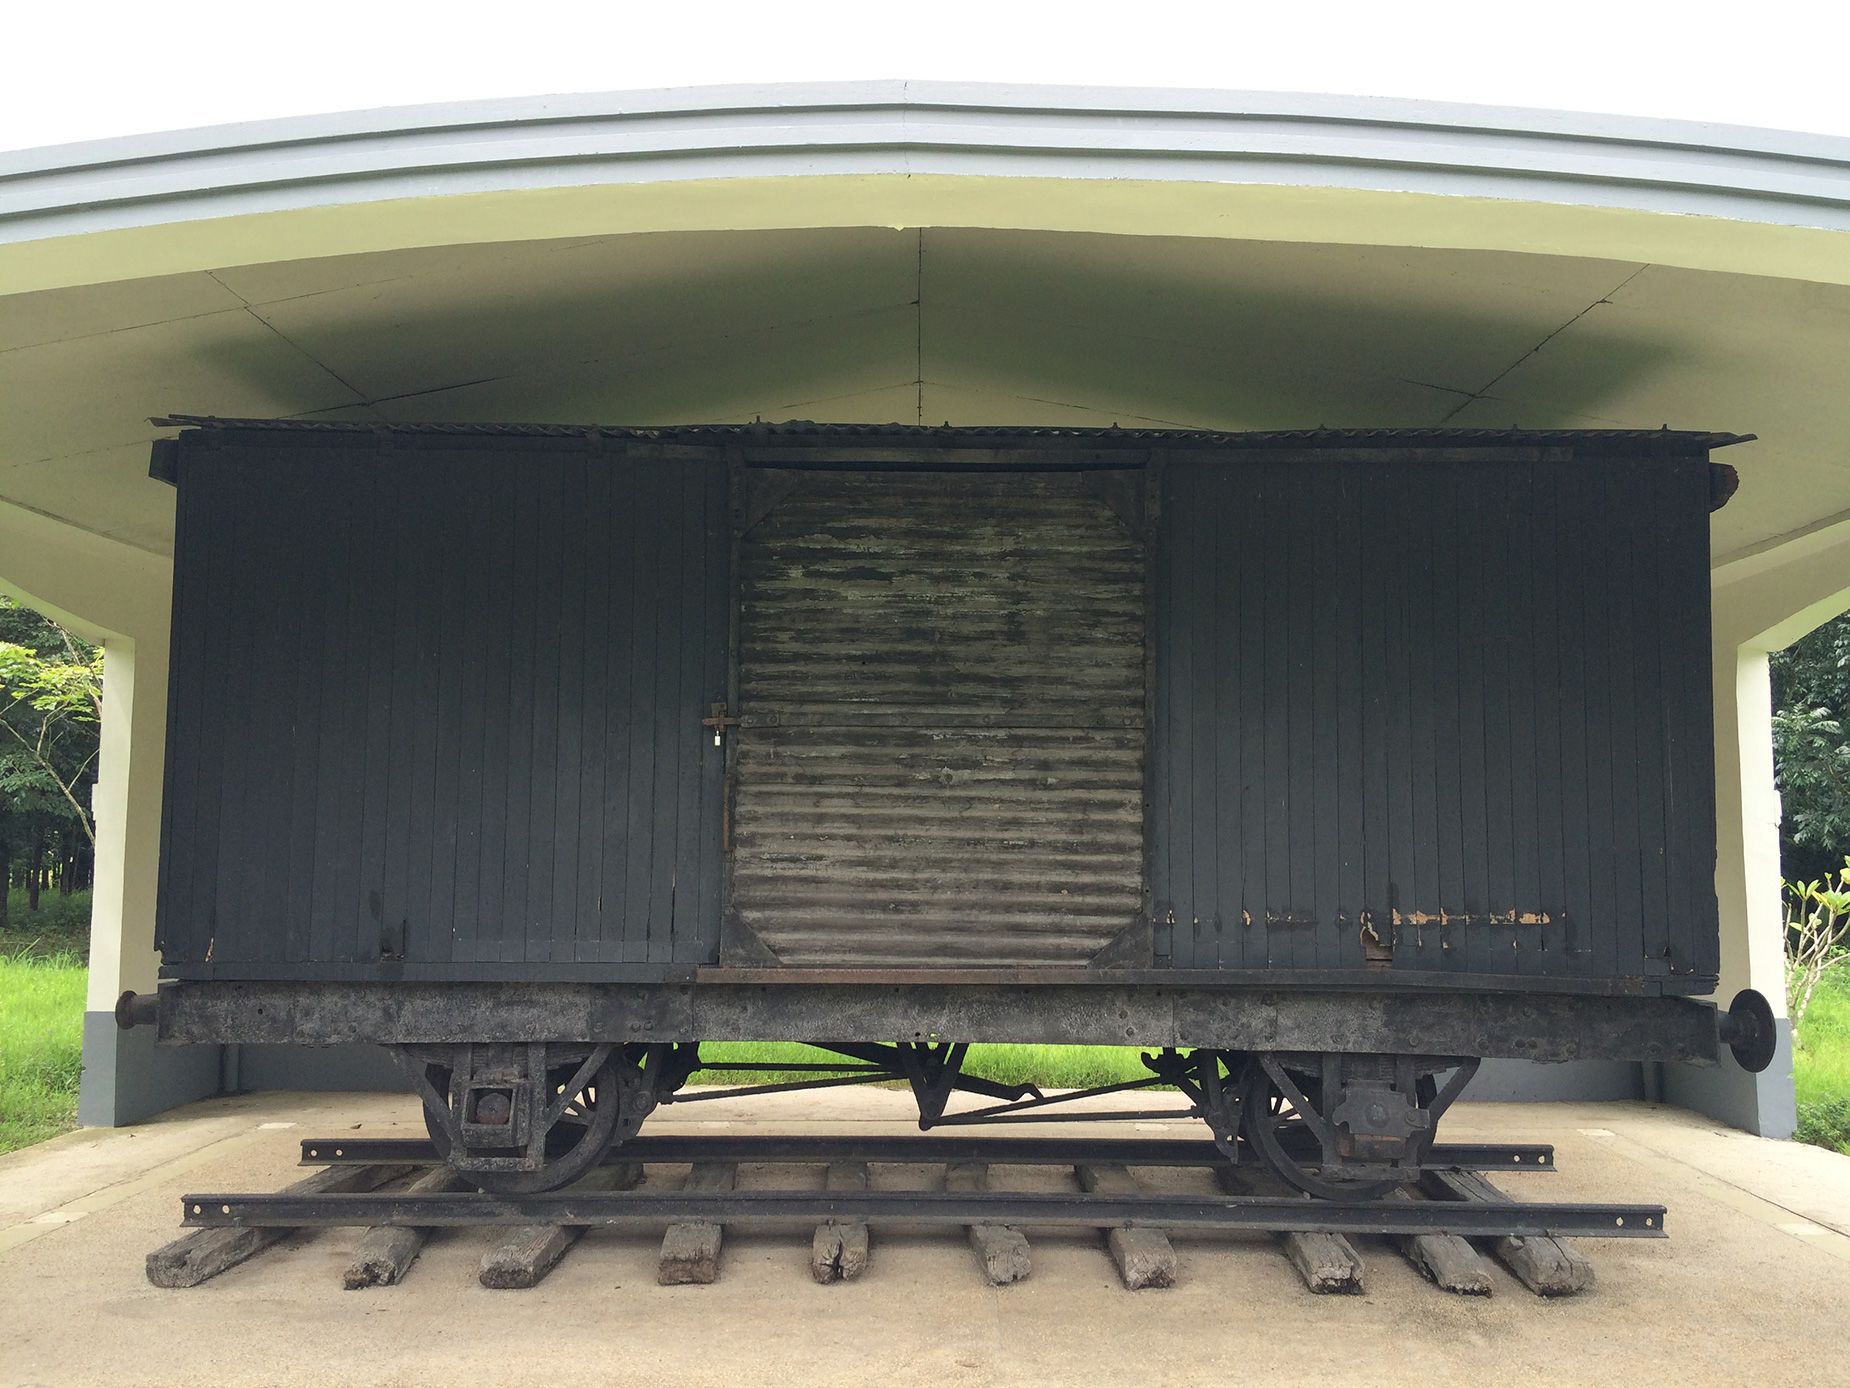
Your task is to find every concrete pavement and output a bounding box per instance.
[1,1088,1847,1387]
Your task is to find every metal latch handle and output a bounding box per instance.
[701,701,742,747]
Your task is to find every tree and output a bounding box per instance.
[1771,614,1850,883]
[1786,863,1850,1036]
[0,597,101,919]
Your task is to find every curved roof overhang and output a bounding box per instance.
[4,81,1850,295]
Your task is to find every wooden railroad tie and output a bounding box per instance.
[1214,1165,1364,1294]
[144,1134,1608,1297]
[658,1162,737,1285]
[944,1162,1031,1286]
[810,1161,872,1284]
[147,1162,398,1289]
[1389,1191,1494,1295]
[344,1166,465,1289]
[1421,1169,1595,1296]
[477,1163,641,1290]
[1074,1163,1176,1290]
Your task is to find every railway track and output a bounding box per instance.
[148,1131,1621,1296]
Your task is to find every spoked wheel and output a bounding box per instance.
[1241,1062,1404,1202]
[421,1053,624,1195]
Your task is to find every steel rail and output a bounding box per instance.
[181,1187,1659,1238]
[298,1133,1556,1171]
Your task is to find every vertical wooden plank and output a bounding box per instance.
[1358,464,1393,952]
[646,466,687,966]
[1474,461,1516,975]
[377,451,424,967]
[210,458,266,963]
[1603,460,1646,982]
[1431,461,1466,973]
[1454,459,1491,978]
[167,452,212,962]
[176,452,230,963]
[1529,459,1569,973]
[1503,462,1542,976]
[1626,457,1671,978]
[257,459,310,965]
[1551,458,1594,976]
[423,452,470,966]
[1285,460,1317,972]
[1175,459,1205,969]
[1211,464,1243,971]
[304,451,357,967]
[623,461,663,963]
[154,444,202,962]
[498,468,541,963]
[403,454,446,969]
[601,455,639,963]
[320,448,370,966]
[671,459,711,962]
[1664,458,1719,979]
[1405,462,1441,961]
[550,456,589,964]
[1149,463,1181,965]
[522,458,565,963]
[694,456,733,962]
[576,454,612,963]
[1260,464,1293,968]
[280,456,330,965]
[1384,464,1419,962]
[1239,462,1269,969]
[471,460,516,964]
[1579,463,1619,984]
[1334,464,1366,972]
[1310,462,1343,970]
[442,454,489,964]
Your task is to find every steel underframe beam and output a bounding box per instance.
[147,980,1727,1065]
[179,1187,1664,1238]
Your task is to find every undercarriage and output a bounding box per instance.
[391,1033,1708,1199]
[123,979,1776,1199]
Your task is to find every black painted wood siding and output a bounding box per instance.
[1150,449,1719,991]
[155,436,729,976]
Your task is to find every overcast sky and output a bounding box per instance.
[6,1,1848,153]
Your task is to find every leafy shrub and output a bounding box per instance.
[1796,1096,1850,1156]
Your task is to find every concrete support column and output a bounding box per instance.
[76,631,218,1125]
[1665,639,1797,1136]
[0,499,218,1127]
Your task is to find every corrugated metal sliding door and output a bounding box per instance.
[725,468,1147,967]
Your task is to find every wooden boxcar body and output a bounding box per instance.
[135,418,1766,1195]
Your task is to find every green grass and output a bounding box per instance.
[0,880,1841,1155]
[0,949,86,1154]
[0,887,92,961]
[689,1041,1154,1090]
[1794,970,1850,1155]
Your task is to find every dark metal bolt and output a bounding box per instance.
[474,1091,513,1126]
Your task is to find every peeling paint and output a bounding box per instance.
[1390,908,1552,927]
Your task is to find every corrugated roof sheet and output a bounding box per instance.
[152,415,1753,451]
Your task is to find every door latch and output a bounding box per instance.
[701,701,742,747]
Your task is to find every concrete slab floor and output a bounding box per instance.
[1,1090,1847,1388]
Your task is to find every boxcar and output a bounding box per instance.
[125,418,1775,1197]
